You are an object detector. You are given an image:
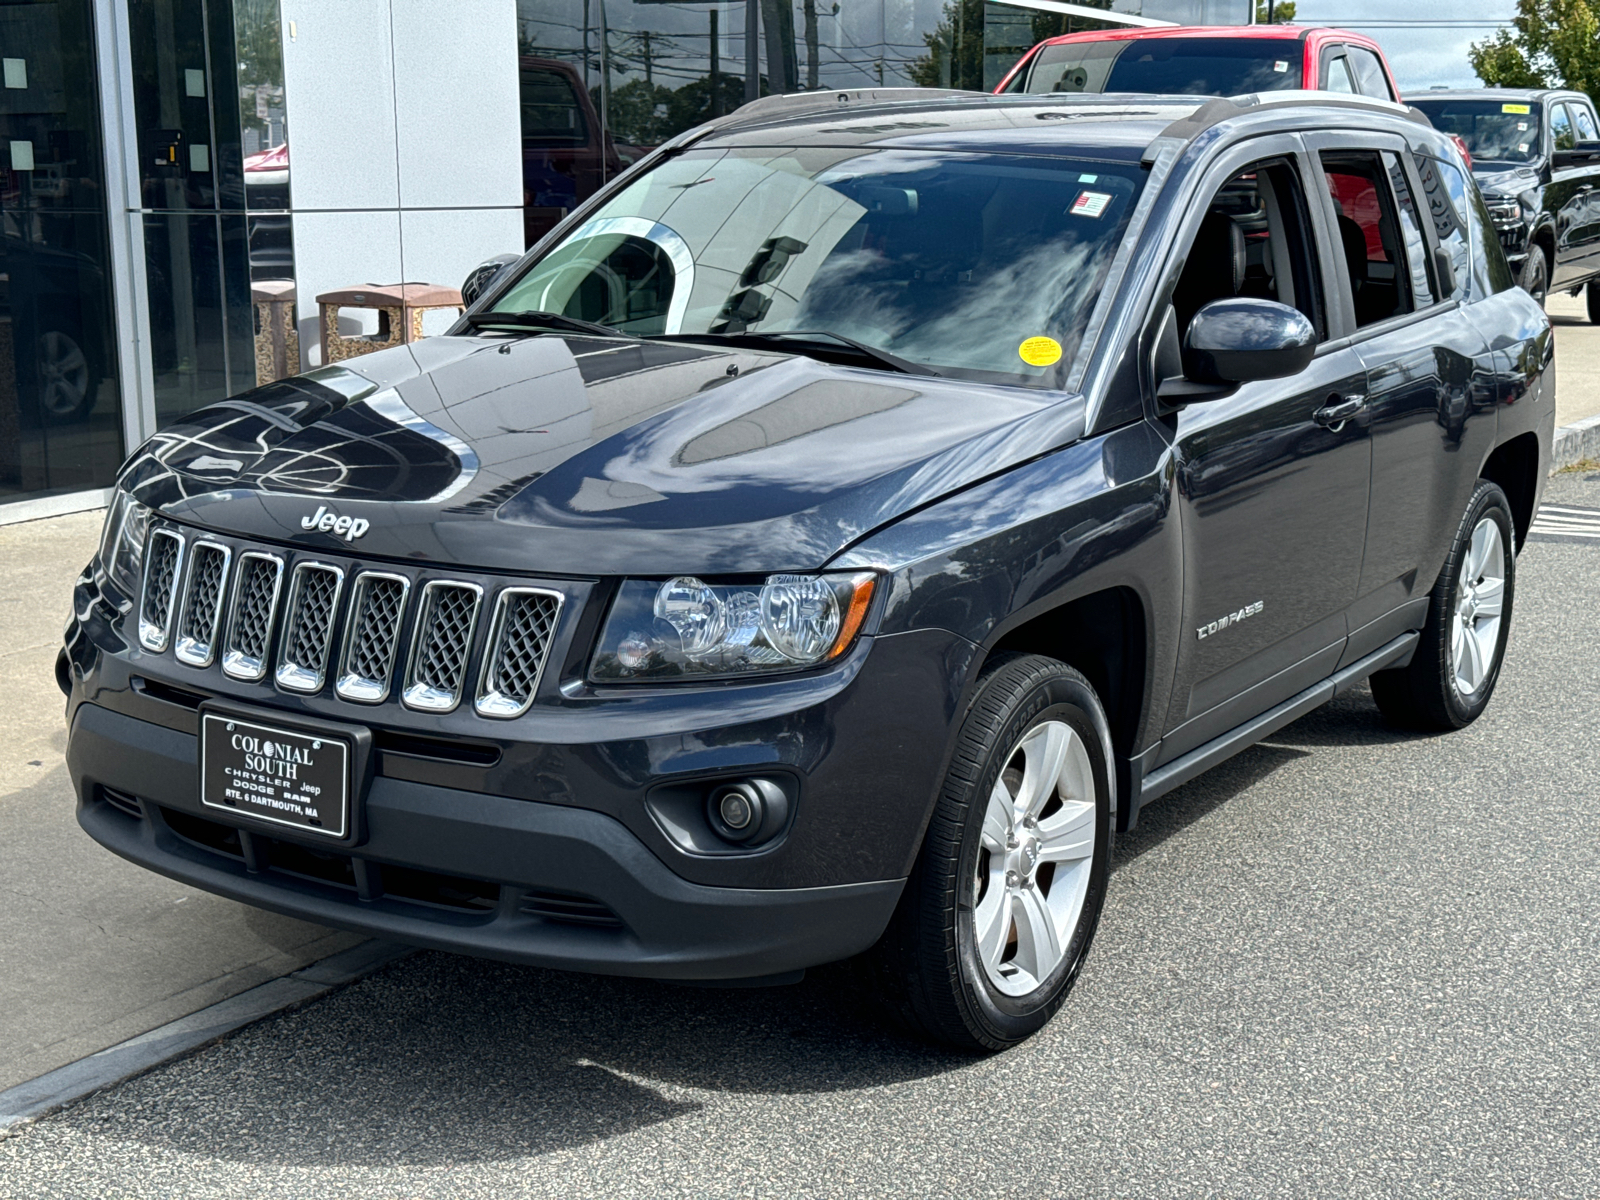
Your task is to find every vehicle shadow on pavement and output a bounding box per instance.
[61,951,967,1168]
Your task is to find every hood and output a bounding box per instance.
[1472,163,1541,197]
[122,333,1086,576]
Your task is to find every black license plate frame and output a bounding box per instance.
[199,710,353,840]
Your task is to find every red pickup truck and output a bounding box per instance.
[995,25,1402,103]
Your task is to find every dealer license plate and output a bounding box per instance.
[200,712,350,839]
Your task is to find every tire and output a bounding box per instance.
[1586,279,1600,324]
[1520,244,1549,307]
[867,653,1114,1051]
[1371,480,1516,732]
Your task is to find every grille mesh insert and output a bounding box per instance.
[337,574,407,701]
[139,532,182,648]
[277,564,342,691]
[404,583,479,710]
[477,590,561,717]
[176,543,228,663]
[229,556,280,667]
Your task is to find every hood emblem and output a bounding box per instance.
[301,504,370,541]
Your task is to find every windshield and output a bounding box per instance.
[1012,37,1302,96]
[489,147,1146,385]
[1410,100,1542,165]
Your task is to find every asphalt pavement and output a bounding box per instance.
[2,467,1595,1199]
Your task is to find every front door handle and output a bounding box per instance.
[1314,393,1366,429]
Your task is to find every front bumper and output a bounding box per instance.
[70,701,905,979]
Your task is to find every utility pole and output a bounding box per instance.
[642,29,652,85]
[804,0,819,90]
[710,9,721,116]
[745,0,759,102]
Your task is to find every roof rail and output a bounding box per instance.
[684,87,978,141]
[1146,90,1433,161]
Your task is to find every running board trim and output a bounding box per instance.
[1137,631,1419,809]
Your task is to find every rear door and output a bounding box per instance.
[1307,132,1497,660]
[1152,136,1372,764]
[1546,102,1592,289]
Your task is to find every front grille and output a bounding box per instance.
[222,552,284,681]
[138,523,569,722]
[476,588,563,718]
[174,541,231,667]
[138,529,185,651]
[403,581,481,712]
[276,562,345,693]
[335,573,409,702]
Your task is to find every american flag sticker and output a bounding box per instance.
[1070,190,1112,218]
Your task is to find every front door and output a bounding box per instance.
[1154,145,1372,765]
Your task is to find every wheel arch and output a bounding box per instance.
[1479,431,1541,551]
[983,585,1149,782]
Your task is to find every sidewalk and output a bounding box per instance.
[0,512,362,1091]
[1548,291,1600,428]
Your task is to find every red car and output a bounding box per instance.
[995,25,1401,103]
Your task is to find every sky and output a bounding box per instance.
[1291,0,1517,94]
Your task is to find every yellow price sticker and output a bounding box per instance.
[1502,103,1531,114]
[1018,336,1063,367]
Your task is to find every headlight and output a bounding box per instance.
[1486,198,1523,225]
[589,571,877,682]
[99,491,152,599]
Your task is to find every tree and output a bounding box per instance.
[1255,1,1297,22]
[1470,0,1600,108]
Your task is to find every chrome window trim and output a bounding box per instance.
[401,580,483,714]
[334,571,412,704]
[475,587,565,719]
[174,540,233,668]
[275,561,346,694]
[221,551,285,682]
[137,528,186,653]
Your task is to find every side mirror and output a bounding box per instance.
[1552,140,1600,167]
[461,253,520,308]
[1182,297,1316,386]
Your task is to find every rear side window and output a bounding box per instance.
[1322,52,1357,94]
[1345,47,1392,99]
[1321,150,1414,327]
[1412,152,1474,301]
[1552,104,1576,151]
[1385,152,1437,306]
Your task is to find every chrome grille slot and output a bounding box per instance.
[276,562,345,693]
[174,541,231,667]
[402,581,482,712]
[138,529,185,652]
[335,572,410,703]
[476,588,563,718]
[222,552,284,681]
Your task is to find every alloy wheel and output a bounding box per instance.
[1451,515,1506,698]
[38,330,92,418]
[972,718,1097,997]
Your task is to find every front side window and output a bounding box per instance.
[1410,100,1542,165]
[520,67,588,146]
[1552,103,1576,151]
[491,147,1147,386]
[1321,150,1413,327]
[1346,47,1392,99]
[1574,102,1599,142]
[1022,37,1302,96]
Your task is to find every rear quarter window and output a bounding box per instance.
[1430,153,1515,297]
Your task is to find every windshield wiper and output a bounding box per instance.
[464,310,635,339]
[652,329,940,376]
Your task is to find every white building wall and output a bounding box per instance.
[280,0,524,363]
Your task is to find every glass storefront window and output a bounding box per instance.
[0,0,125,504]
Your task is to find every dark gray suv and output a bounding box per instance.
[1412,88,1600,310]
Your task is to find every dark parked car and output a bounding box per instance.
[1411,88,1600,310]
[62,88,1553,1050]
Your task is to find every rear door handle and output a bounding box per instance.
[1314,393,1366,428]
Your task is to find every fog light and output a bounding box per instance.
[718,787,755,830]
[707,778,790,845]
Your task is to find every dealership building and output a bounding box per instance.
[0,0,1250,522]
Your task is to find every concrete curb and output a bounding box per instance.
[0,940,414,1134]
[1552,412,1600,473]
